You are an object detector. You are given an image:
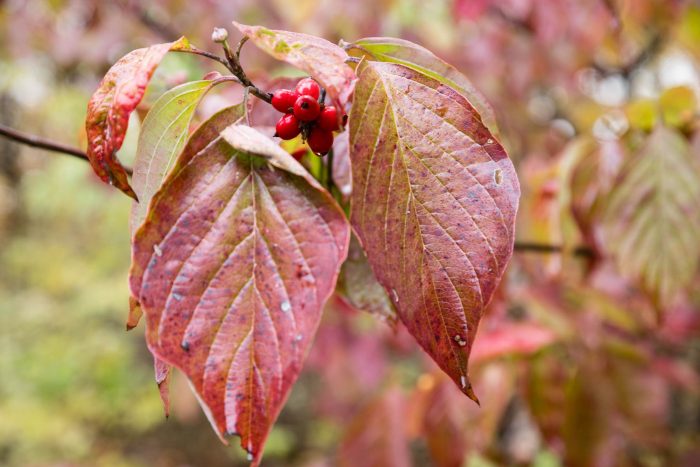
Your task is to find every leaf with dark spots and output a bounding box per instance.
[232,22,357,111]
[348,60,519,401]
[348,37,499,135]
[85,37,189,199]
[129,123,349,463]
[126,105,246,331]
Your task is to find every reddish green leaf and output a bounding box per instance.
[130,79,236,231]
[348,60,519,401]
[232,22,356,109]
[603,126,700,307]
[128,105,247,418]
[348,37,499,135]
[339,236,397,327]
[85,37,189,199]
[129,123,349,463]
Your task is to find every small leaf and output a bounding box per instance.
[603,125,700,307]
[85,37,188,199]
[624,99,658,131]
[331,131,352,197]
[659,85,696,128]
[154,357,172,418]
[130,79,232,231]
[349,37,499,135]
[232,22,357,109]
[129,123,349,463]
[348,60,519,400]
[338,387,411,467]
[340,236,397,327]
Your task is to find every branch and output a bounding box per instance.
[0,123,133,175]
[514,241,594,258]
[591,31,664,78]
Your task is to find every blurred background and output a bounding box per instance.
[1,0,700,465]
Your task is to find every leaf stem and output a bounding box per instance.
[0,123,133,176]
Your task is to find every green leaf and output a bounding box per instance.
[603,125,700,307]
[131,80,221,232]
[659,86,696,128]
[624,99,658,131]
[349,37,499,135]
[348,60,519,400]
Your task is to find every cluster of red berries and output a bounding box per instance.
[272,78,343,156]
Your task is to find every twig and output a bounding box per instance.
[591,31,664,78]
[171,47,234,72]
[514,241,594,258]
[0,123,133,175]
[218,35,272,104]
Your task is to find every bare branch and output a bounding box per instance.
[0,123,133,175]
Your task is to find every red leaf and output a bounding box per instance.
[338,387,411,467]
[232,22,357,111]
[85,37,189,199]
[129,122,349,463]
[348,60,519,401]
[154,357,172,418]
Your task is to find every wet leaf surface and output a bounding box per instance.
[348,60,519,400]
[129,123,349,463]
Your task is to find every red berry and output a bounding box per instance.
[294,95,321,121]
[308,127,334,155]
[318,106,340,131]
[271,89,299,113]
[296,78,320,99]
[275,113,301,140]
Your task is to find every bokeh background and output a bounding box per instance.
[1,0,700,466]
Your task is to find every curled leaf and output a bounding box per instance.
[232,22,357,110]
[85,37,188,199]
[130,78,235,231]
[129,123,349,463]
[348,60,519,400]
[348,37,499,135]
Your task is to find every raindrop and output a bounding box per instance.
[391,289,399,302]
[294,333,303,342]
[486,138,494,144]
[247,452,254,461]
[153,244,163,257]
[460,375,467,388]
[280,301,291,312]
[494,169,503,185]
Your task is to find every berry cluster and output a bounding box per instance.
[272,78,342,156]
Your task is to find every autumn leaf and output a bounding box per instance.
[130,78,237,231]
[129,123,349,463]
[338,387,411,467]
[85,37,190,199]
[339,235,397,327]
[348,60,519,401]
[348,37,499,135]
[603,125,700,308]
[232,22,357,110]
